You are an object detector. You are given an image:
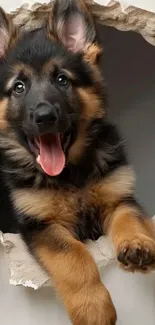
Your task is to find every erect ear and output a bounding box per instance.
[49,0,101,61]
[0,7,16,58]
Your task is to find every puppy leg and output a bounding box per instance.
[33,224,117,325]
[90,166,155,272]
[107,204,155,272]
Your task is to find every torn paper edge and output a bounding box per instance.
[1,216,155,290]
[9,0,155,46]
[0,230,115,289]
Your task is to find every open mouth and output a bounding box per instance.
[28,134,66,176]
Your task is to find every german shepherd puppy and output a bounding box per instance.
[0,0,155,324]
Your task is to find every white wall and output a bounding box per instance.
[0,0,49,12]
[96,0,155,12]
[1,0,155,13]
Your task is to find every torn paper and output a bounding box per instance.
[0,232,50,289]
[0,231,115,290]
[1,216,155,290]
[9,0,155,47]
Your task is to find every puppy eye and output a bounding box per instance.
[56,74,69,87]
[13,81,25,95]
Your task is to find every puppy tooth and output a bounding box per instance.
[36,155,40,163]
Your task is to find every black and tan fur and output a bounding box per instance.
[0,1,155,324]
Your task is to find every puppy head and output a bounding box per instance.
[0,0,104,178]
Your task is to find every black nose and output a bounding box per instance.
[35,103,58,125]
[32,102,59,133]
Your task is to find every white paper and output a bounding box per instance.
[0,231,115,289]
[1,217,155,290]
[1,0,155,14]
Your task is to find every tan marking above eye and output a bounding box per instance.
[60,69,75,81]
[42,59,56,74]
[43,59,61,74]
[43,60,75,81]
[5,75,17,91]
[0,98,9,129]
[12,63,35,78]
[5,63,35,92]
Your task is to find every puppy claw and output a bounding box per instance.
[117,235,155,272]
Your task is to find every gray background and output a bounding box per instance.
[99,26,155,216]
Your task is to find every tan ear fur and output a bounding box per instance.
[84,43,102,64]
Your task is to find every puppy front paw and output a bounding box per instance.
[117,234,155,272]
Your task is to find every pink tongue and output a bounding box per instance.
[38,134,65,176]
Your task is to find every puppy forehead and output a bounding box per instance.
[5,62,77,95]
[4,29,94,88]
[7,60,74,83]
[9,29,67,70]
